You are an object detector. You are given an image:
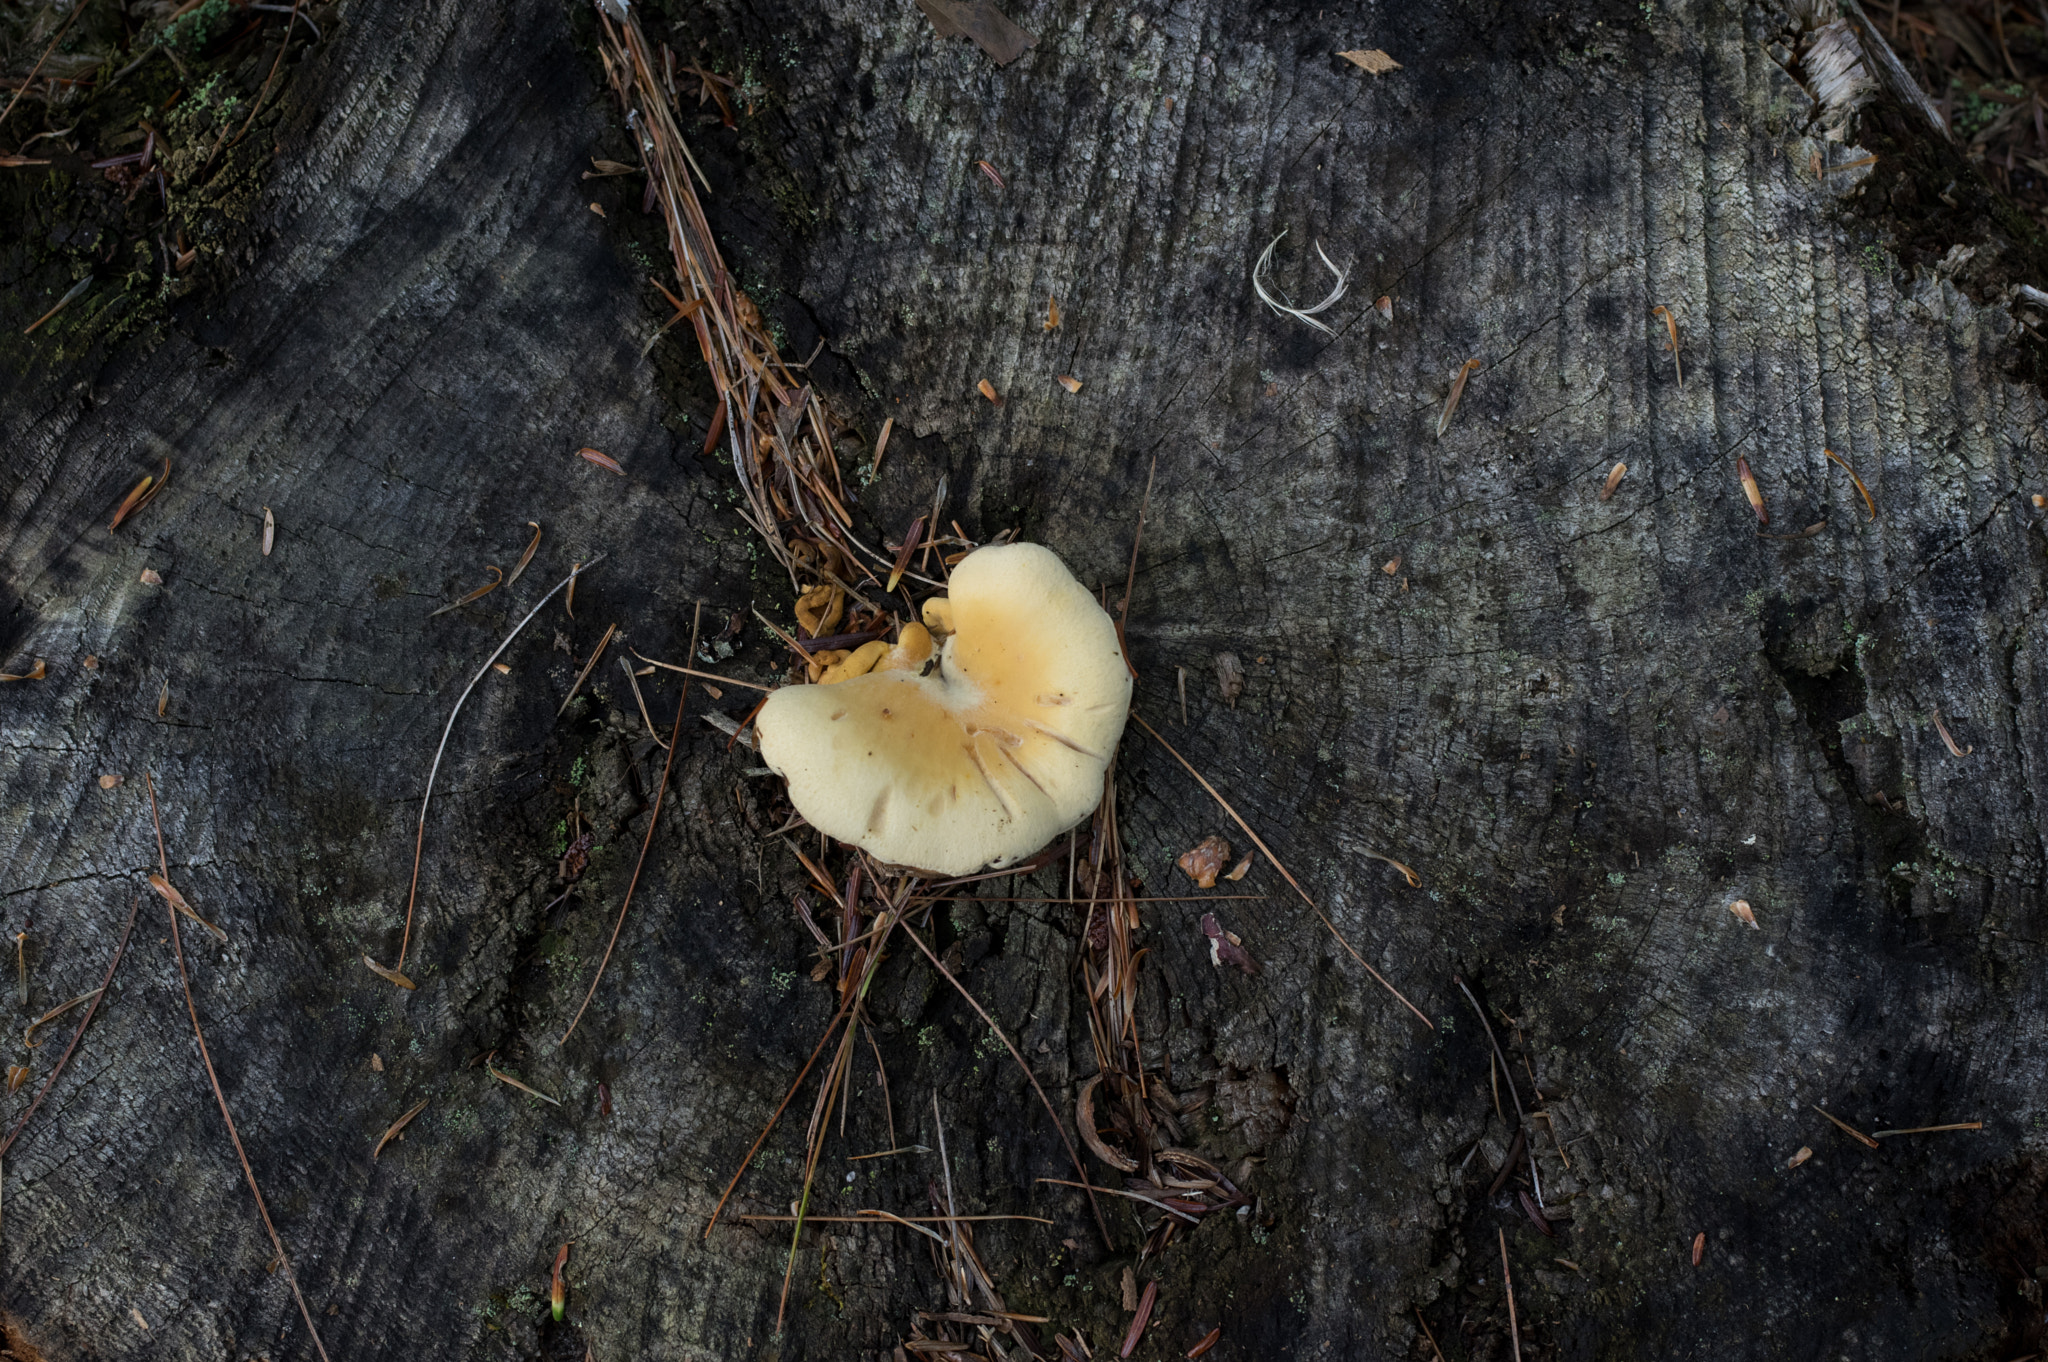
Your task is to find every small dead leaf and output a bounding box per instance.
[1787,1145,1813,1169]
[1436,358,1480,438]
[977,378,1004,406]
[1215,652,1244,707]
[363,954,417,990]
[2034,494,2046,508]
[1728,899,1758,929]
[1600,462,1627,502]
[139,568,162,586]
[1691,1231,1706,1266]
[588,201,606,217]
[1932,706,1973,757]
[1821,448,1876,522]
[504,521,543,588]
[1177,835,1231,889]
[130,1308,148,1331]
[1552,903,1567,926]
[1338,49,1402,74]
[370,1052,384,1071]
[704,683,723,699]
[577,447,625,475]
[1374,294,1393,321]
[1057,374,1083,394]
[428,565,504,618]
[1120,1279,1158,1358]
[5,1065,27,1094]
[492,662,511,675]
[372,1097,430,1159]
[0,659,46,682]
[149,873,227,941]
[262,505,275,556]
[976,158,1005,189]
[1651,305,1683,387]
[82,655,97,670]
[98,774,123,789]
[156,678,168,717]
[1224,853,1253,882]
[108,457,170,531]
[487,1060,562,1106]
[1381,555,1401,574]
[1188,1327,1223,1358]
[588,158,637,175]
[1044,294,1061,330]
[915,0,1037,66]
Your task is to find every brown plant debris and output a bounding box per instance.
[1600,461,1628,501]
[1176,835,1232,888]
[1214,651,1245,706]
[372,1098,430,1158]
[1436,358,1480,438]
[0,660,45,682]
[1188,1325,1223,1358]
[1382,554,1402,574]
[1872,1120,1984,1136]
[1337,48,1402,73]
[109,458,171,531]
[22,990,101,1049]
[487,1059,561,1106]
[1728,898,1759,928]
[362,954,417,991]
[556,622,618,716]
[577,446,625,474]
[99,774,123,789]
[505,521,543,587]
[428,565,502,618]
[1651,304,1683,386]
[1499,1227,1523,1362]
[1811,1103,1882,1149]
[156,679,169,717]
[977,378,1003,406]
[1932,705,1974,755]
[1736,457,1769,524]
[1692,1230,1706,1266]
[1120,1279,1158,1358]
[147,872,226,942]
[915,0,1037,65]
[1057,374,1083,393]
[1788,1145,1814,1168]
[139,568,163,586]
[1044,294,1060,330]
[1822,447,1877,521]
[1374,294,1393,320]
[262,506,275,556]
[1225,852,1253,881]
[4,1066,26,1095]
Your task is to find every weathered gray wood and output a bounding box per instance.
[3,0,2047,1357]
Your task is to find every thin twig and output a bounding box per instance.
[0,892,138,1163]
[899,922,1112,1248]
[631,649,776,692]
[1455,976,1542,1205]
[0,0,95,131]
[1415,1307,1446,1362]
[386,556,604,976]
[1872,1121,1982,1137]
[1811,1104,1881,1149]
[557,621,617,715]
[148,775,331,1362]
[620,655,668,749]
[560,603,700,1045]
[1129,713,1433,1028]
[1499,1227,1521,1362]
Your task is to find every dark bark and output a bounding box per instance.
[3,0,2048,1358]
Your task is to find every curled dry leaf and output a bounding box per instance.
[551,1242,570,1320]
[98,773,123,789]
[491,662,511,675]
[1932,706,1973,757]
[262,506,275,556]
[1224,852,1253,882]
[1044,294,1060,330]
[1076,1073,1139,1172]
[372,1097,430,1158]
[362,953,417,990]
[1736,457,1768,524]
[1337,48,1402,73]
[139,568,163,586]
[23,989,101,1048]
[1728,898,1758,929]
[977,378,1004,406]
[1600,462,1627,502]
[1382,555,1401,574]
[1821,448,1876,522]
[1691,1231,1706,1266]
[1787,1145,1813,1169]
[577,447,624,475]
[1177,835,1232,889]
[1374,294,1392,321]
[1057,374,1083,394]
[428,565,504,618]
[588,201,606,217]
[108,456,170,531]
[370,1052,384,1072]
[504,521,543,588]
[1215,652,1245,707]
[1201,913,1261,975]
[149,873,227,941]
[5,1065,27,1094]
[2035,494,2046,508]
[0,659,46,682]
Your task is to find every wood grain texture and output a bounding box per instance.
[2,0,2047,1356]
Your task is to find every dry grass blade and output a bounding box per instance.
[385,556,604,978]
[1415,1308,1446,1362]
[1821,448,1876,521]
[372,1098,430,1158]
[428,565,503,618]
[560,604,700,1045]
[1252,230,1348,335]
[632,648,777,692]
[504,522,543,588]
[872,417,895,480]
[557,622,618,716]
[1811,1103,1881,1149]
[900,922,1112,1246]
[0,660,45,683]
[0,891,138,1165]
[487,1061,561,1106]
[1499,1227,1521,1362]
[1130,713,1433,1028]
[147,872,227,941]
[361,954,416,990]
[1651,305,1683,387]
[620,656,669,749]
[1872,1121,1982,1136]
[146,775,333,1362]
[1932,706,1974,757]
[1437,358,1480,438]
[22,276,91,336]
[21,990,101,1049]
[1363,851,1421,887]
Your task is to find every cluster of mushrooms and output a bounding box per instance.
[757,543,1133,877]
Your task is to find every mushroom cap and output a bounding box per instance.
[756,542,1132,876]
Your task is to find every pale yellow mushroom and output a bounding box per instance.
[921,596,954,638]
[756,543,1132,875]
[817,640,888,685]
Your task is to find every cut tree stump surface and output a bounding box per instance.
[3,0,2046,1357]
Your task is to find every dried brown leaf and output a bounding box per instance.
[1338,49,1402,74]
[1787,1145,1813,1168]
[372,1097,430,1158]
[139,568,162,586]
[487,1061,562,1106]
[108,457,171,531]
[148,873,226,941]
[1044,294,1061,331]
[1728,898,1758,929]
[976,158,1004,189]
[1374,294,1392,321]
[156,678,168,717]
[1736,457,1768,524]
[370,1052,384,1072]
[428,565,504,618]
[1691,1231,1706,1266]
[1201,913,1261,975]
[1381,554,1401,574]
[504,522,542,588]
[1177,835,1231,889]
[587,158,637,175]
[1436,358,1480,438]
[577,447,624,474]
[1057,374,1082,394]
[976,378,1004,406]
[262,506,275,556]
[915,0,1037,65]
[4,1066,27,1095]
[98,774,122,789]
[0,659,45,682]
[1224,853,1253,882]
[1600,461,1627,502]
[1120,1279,1157,1358]
[1651,304,1683,387]
[1932,706,1973,756]
[588,201,606,217]
[362,954,417,990]
[1821,448,1876,522]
